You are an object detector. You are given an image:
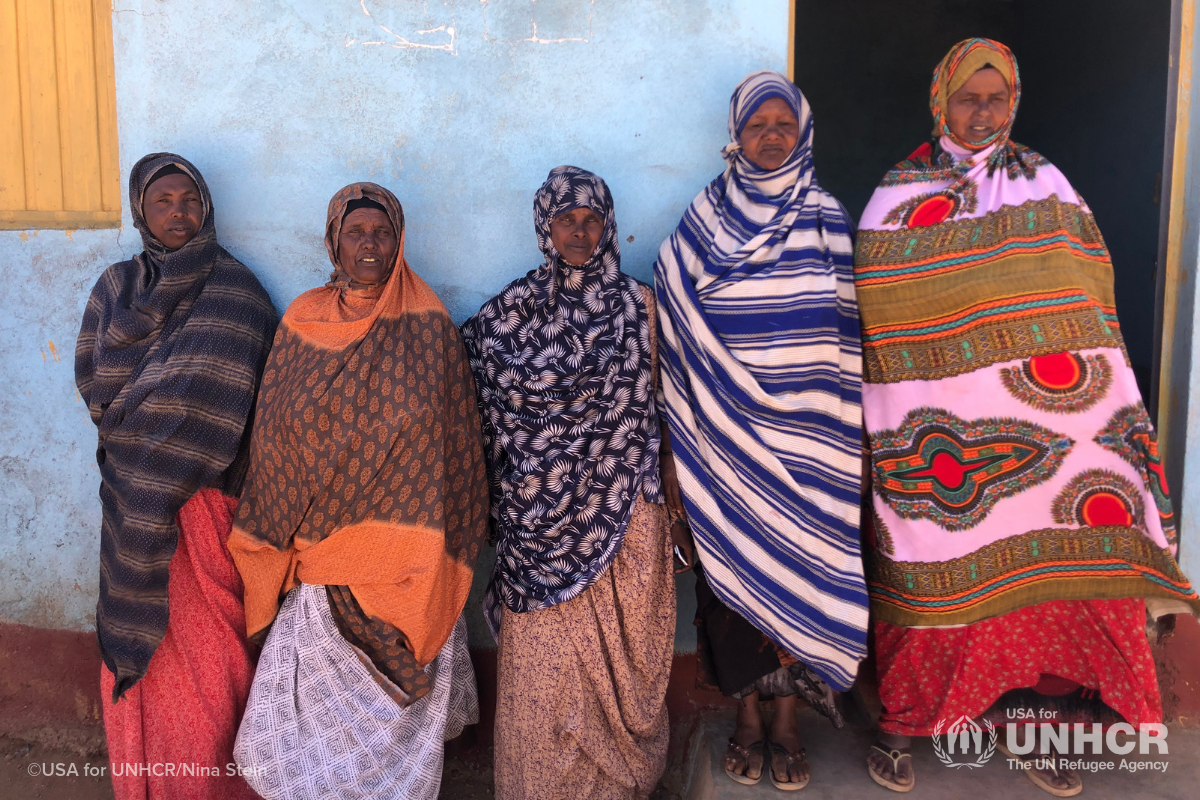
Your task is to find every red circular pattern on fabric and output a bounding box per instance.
[1027,352,1083,391]
[908,195,955,227]
[1081,492,1134,527]
[1051,469,1145,530]
[929,450,971,489]
[1002,353,1113,414]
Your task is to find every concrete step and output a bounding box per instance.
[682,708,1200,799]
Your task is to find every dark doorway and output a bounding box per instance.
[795,0,1172,403]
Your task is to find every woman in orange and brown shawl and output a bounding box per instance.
[229,182,489,800]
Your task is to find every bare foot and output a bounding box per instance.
[867,731,914,792]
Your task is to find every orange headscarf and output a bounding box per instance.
[930,37,1020,152]
[231,182,488,700]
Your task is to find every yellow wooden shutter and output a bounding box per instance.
[1,0,119,229]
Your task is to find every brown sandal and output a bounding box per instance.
[766,739,810,791]
[724,737,766,786]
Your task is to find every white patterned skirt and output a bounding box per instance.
[234,583,478,800]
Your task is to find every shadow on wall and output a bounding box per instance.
[795,0,1171,405]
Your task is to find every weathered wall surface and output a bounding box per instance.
[0,229,118,631]
[0,0,786,636]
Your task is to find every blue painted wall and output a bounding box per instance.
[0,0,787,642]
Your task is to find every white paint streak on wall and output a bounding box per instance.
[355,0,458,53]
[483,0,592,44]
[526,20,588,45]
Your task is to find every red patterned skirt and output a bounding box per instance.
[874,598,1160,737]
[101,489,260,800]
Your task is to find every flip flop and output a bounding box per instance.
[724,737,765,786]
[766,739,811,791]
[868,743,915,793]
[997,743,1083,797]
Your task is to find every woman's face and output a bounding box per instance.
[946,67,1011,144]
[142,173,203,250]
[338,207,398,284]
[738,97,800,171]
[550,207,605,266]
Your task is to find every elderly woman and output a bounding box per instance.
[654,72,867,791]
[462,166,677,800]
[229,182,489,800]
[75,153,277,800]
[855,38,1200,795]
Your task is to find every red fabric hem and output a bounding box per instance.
[874,598,1161,737]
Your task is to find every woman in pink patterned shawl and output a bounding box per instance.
[854,38,1199,795]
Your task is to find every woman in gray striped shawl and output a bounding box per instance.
[75,153,276,800]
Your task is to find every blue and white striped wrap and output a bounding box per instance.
[653,71,867,690]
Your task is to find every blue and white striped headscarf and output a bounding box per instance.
[654,71,867,690]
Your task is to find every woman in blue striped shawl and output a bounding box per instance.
[654,72,867,790]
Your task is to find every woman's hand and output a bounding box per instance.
[660,424,695,573]
[670,516,696,574]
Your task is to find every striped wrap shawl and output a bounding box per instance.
[75,153,277,700]
[654,72,867,690]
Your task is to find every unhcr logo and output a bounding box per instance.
[932,716,998,768]
[932,712,1172,774]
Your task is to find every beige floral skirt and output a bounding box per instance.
[493,497,675,800]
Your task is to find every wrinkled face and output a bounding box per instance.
[142,173,203,250]
[337,207,398,284]
[738,96,800,171]
[947,66,1011,144]
[550,206,604,266]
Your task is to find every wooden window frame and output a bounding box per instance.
[0,0,120,230]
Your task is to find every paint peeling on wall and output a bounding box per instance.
[342,0,600,52]
[483,0,594,44]
[350,0,458,53]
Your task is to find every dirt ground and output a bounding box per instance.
[0,732,687,800]
[0,735,112,800]
[0,736,498,800]
[0,733,691,800]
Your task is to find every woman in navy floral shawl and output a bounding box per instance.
[462,166,681,799]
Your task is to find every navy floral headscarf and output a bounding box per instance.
[462,166,662,637]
